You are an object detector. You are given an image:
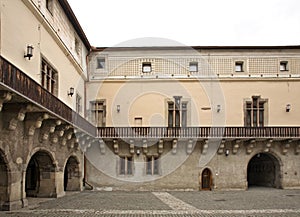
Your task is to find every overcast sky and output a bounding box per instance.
[68,0,300,47]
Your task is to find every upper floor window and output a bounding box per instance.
[90,100,106,127]
[146,156,159,175]
[280,61,288,71]
[97,58,106,69]
[76,94,82,114]
[189,62,198,72]
[75,37,81,55]
[245,96,267,127]
[119,156,133,175]
[168,96,188,127]
[46,0,54,15]
[41,58,58,96]
[235,61,244,72]
[142,62,152,73]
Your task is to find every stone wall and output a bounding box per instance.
[85,139,300,191]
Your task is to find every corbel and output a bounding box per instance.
[0,92,12,111]
[28,113,49,136]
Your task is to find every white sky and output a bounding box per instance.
[68,0,300,47]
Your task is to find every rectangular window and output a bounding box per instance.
[245,96,266,127]
[46,0,54,14]
[280,61,288,71]
[90,100,106,127]
[75,37,81,55]
[189,62,198,72]
[142,63,152,73]
[41,58,58,96]
[119,156,133,175]
[168,102,174,127]
[97,58,106,69]
[76,94,82,114]
[168,97,188,127]
[146,156,159,175]
[181,102,187,127]
[235,61,244,72]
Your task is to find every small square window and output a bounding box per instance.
[97,58,105,69]
[189,62,198,72]
[75,37,81,55]
[46,0,54,14]
[142,63,152,73]
[235,61,244,72]
[280,61,288,71]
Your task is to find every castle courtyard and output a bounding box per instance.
[1,188,299,217]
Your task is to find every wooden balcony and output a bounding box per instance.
[0,56,96,137]
[98,126,300,139]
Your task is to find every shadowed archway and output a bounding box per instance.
[247,153,281,189]
[0,151,9,210]
[25,151,56,197]
[64,156,81,191]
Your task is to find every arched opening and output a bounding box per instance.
[25,151,56,197]
[247,153,281,188]
[64,156,81,191]
[0,152,9,210]
[201,168,212,190]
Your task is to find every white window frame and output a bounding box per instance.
[146,156,160,175]
[97,57,106,69]
[119,156,133,175]
[142,62,152,73]
[235,61,244,72]
[189,62,198,72]
[280,61,288,71]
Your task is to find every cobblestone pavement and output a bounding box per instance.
[1,187,300,217]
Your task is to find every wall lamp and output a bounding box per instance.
[286,104,291,112]
[136,149,140,156]
[116,105,120,113]
[217,104,221,113]
[24,45,34,60]
[225,149,229,157]
[67,87,74,97]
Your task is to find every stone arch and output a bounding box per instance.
[25,150,57,197]
[200,167,213,190]
[64,155,81,191]
[247,152,282,189]
[0,149,9,210]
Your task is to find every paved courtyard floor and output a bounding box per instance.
[1,187,300,217]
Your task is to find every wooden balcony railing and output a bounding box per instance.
[98,127,300,139]
[0,57,96,137]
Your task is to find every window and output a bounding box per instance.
[76,94,82,114]
[189,62,198,72]
[280,61,288,71]
[97,58,105,69]
[75,37,81,55]
[168,96,188,127]
[146,156,159,175]
[142,62,152,73]
[245,96,266,127]
[90,100,106,127]
[46,0,54,14]
[235,61,244,72]
[120,156,133,175]
[41,58,58,96]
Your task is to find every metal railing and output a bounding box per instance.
[98,126,300,139]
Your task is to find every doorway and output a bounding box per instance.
[0,152,9,210]
[247,153,281,188]
[64,156,81,191]
[25,151,56,197]
[201,168,212,190]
